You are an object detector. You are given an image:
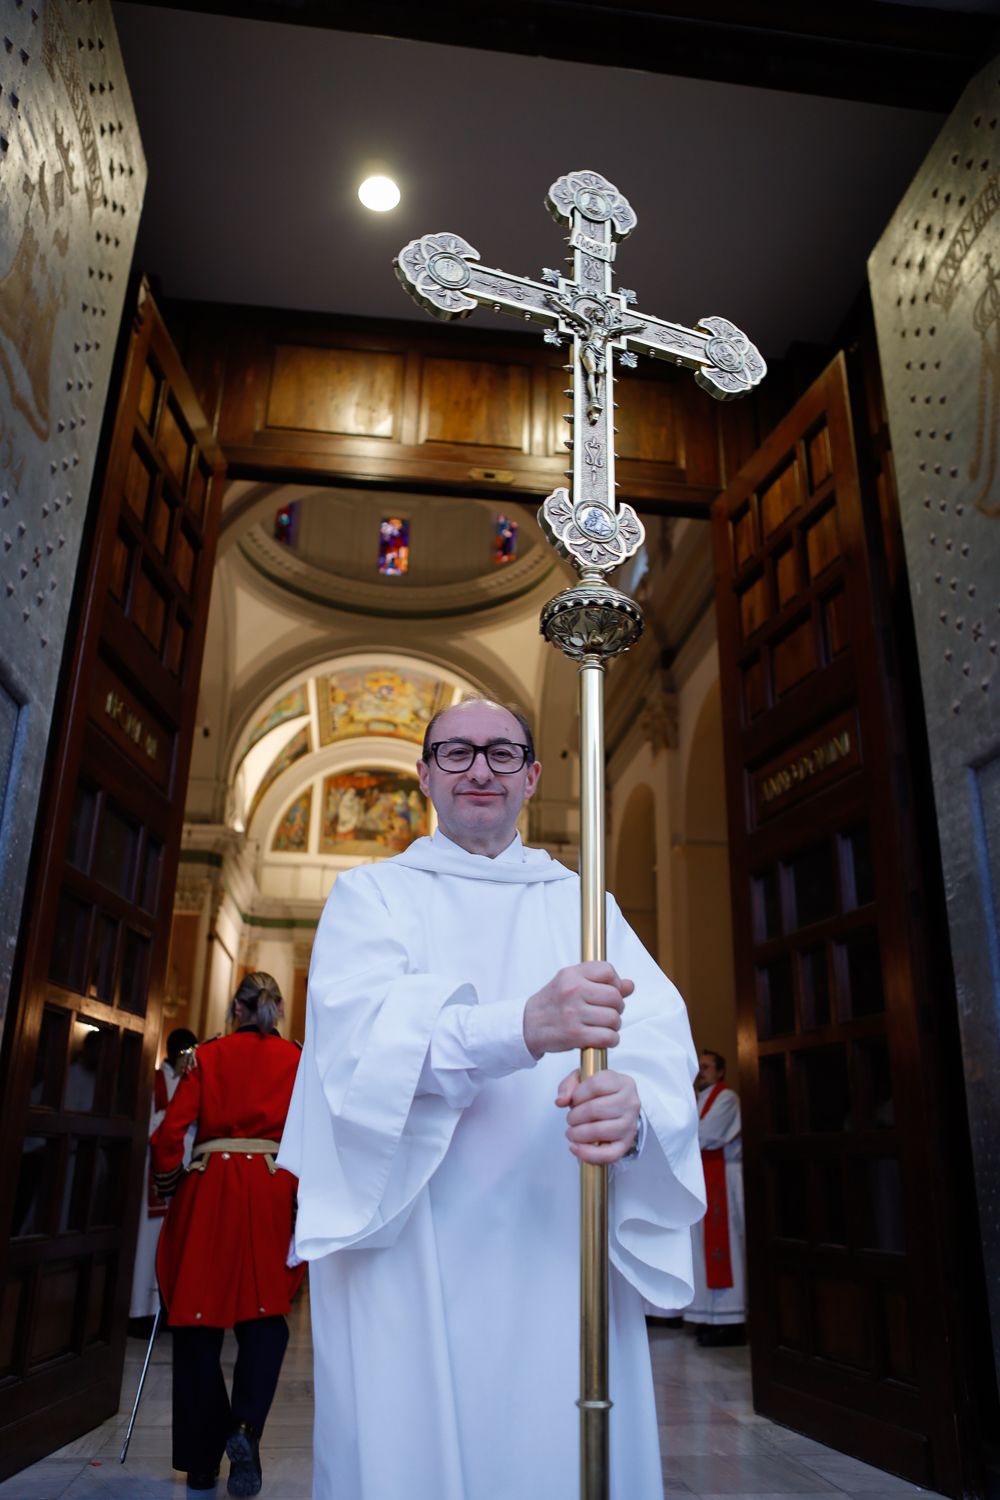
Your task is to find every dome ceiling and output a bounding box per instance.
[293,492,537,585]
[240,491,555,616]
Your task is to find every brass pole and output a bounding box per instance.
[577,652,610,1500]
[540,576,643,1500]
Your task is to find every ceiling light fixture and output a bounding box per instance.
[358,175,400,213]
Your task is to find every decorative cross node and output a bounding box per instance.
[395,168,764,593]
[540,488,643,574]
[540,579,644,662]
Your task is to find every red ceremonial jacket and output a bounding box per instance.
[150,1028,306,1328]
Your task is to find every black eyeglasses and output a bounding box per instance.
[427,740,531,774]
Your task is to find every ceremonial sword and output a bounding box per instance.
[121,1044,198,1462]
[119,1302,162,1464]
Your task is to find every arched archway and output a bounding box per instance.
[227,651,478,835]
[615,783,658,961]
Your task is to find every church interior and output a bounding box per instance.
[106,0,953,1103]
[1,2,1000,1497]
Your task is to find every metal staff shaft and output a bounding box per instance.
[577,654,611,1499]
[541,581,644,1500]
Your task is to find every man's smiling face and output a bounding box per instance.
[417,700,541,857]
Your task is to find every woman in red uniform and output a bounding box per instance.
[151,973,305,1497]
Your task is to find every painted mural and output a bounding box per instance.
[316,666,449,747]
[319,771,428,856]
[248,726,311,826]
[272,786,312,852]
[241,685,308,760]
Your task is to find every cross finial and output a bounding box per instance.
[396,169,765,586]
[395,178,765,1500]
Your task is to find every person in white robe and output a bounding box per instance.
[683,1049,746,1343]
[128,1028,197,1326]
[278,698,705,1500]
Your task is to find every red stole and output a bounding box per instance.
[147,1069,170,1219]
[699,1082,733,1289]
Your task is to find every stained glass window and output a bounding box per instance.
[274,501,300,546]
[379,517,409,576]
[494,513,517,565]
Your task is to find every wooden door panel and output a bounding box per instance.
[712,355,967,1491]
[0,282,224,1479]
[172,304,724,510]
[266,344,405,439]
[417,355,531,450]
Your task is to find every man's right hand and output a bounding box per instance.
[522,962,633,1059]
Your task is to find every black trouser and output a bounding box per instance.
[171,1316,290,1474]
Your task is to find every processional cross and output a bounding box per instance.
[395,170,764,1500]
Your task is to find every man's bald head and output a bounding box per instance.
[417,698,541,858]
[422,697,534,762]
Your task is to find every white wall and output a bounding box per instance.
[674,648,738,1078]
[609,732,677,974]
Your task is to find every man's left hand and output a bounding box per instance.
[555,1069,641,1164]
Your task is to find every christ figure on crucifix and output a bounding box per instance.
[546,291,645,422]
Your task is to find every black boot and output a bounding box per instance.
[187,1472,219,1492]
[226,1422,262,1498]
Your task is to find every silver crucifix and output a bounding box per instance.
[394,170,764,1500]
[395,168,765,583]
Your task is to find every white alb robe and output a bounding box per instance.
[128,1059,188,1318]
[279,831,705,1500]
[684,1085,746,1327]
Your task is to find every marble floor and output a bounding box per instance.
[0,1298,944,1500]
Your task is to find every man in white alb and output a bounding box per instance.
[278,698,705,1500]
[683,1049,746,1344]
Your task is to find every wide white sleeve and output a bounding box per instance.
[606,898,706,1312]
[416,998,537,1102]
[276,868,509,1261]
[698,1090,741,1150]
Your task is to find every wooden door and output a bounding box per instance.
[0,0,145,1023]
[712,355,973,1492]
[0,282,225,1477]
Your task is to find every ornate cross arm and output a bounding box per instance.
[395,172,766,585]
[395,233,558,326]
[622,311,766,402]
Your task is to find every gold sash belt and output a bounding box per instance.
[188,1138,281,1175]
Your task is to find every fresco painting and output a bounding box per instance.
[320,771,428,856]
[248,726,311,826]
[316,666,449,746]
[272,787,312,852]
[241,685,308,759]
